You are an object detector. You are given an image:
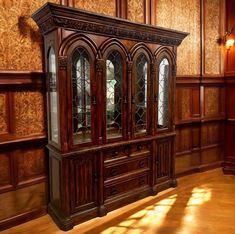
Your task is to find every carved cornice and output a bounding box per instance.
[32,3,188,47]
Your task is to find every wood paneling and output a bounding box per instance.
[0,72,47,230]
[127,0,144,23]
[74,0,116,16]
[16,148,46,184]
[204,0,222,75]
[0,182,47,230]
[14,91,45,137]
[0,92,8,134]
[0,0,59,71]
[0,153,11,188]
[156,0,200,75]
[175,76,225,176]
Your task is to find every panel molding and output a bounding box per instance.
[0,71,45,89]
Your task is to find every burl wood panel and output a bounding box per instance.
[0,92,8,134]
[201,122,223,147]
[204,0,222,75]
[156,0,200,75]
[0,182,46,221]
[204,87,220,117]
[127,0,144,23]
[74,0,116,16]
[16,148,46,183]
[0,0,59,71]
[0,153,11,187]
[14,91,45,136]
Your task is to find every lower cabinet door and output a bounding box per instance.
[155,138,173,183]
[69,154,98,213]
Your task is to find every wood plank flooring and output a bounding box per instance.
[2,168,235,234]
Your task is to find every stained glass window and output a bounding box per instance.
[135,54,148,134]
[158,58,169,129]
[72,48,91,143]
[106,51,122,138]
[49,48,59,143]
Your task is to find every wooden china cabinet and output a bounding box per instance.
[33,3,188,230]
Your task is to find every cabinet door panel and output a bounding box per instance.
[70,154,97,213]
[156,139,172,183]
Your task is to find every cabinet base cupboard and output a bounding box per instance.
[33,3,188,231]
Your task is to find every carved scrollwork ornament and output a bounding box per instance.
[58,56,68,69]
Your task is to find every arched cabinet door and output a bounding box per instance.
[47,47,59,145]
[105,51,125,141]
[68,45,97,147]
[131,51,151,137]
[155,52,174,132]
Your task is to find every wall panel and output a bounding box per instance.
[156,0,200,75]
[14,91,45,136]
[0,92,8,134]
[204,0,222,74]
[0,0,59,71]
[0,153,11,188]
[74,0,116,16]
[127,0,144,23]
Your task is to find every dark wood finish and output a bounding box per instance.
[175,76,225,176]
[33,3,187,230]
[224,0,235,175]
[0,70,48,230]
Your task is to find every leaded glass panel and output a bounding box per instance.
[157,58,169,129]
[72,48,91,144]
[134,54,148,134]
[106,51,122,138]
[49,48,59,143]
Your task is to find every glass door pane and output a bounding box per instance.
[157,58,169,129]
[134,54,148,134]
[49,48,59,143]
[72,48,91,144]
[106,51,123,139]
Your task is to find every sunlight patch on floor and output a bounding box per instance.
[100,195,177,234]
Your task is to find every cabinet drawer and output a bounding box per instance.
[104,157,149,180]
[129,142,151,156]
[104,174,149,200]
[104,146,128,162]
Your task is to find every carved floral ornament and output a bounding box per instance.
[33,3,188,47]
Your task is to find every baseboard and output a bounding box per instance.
[0,206,47,231]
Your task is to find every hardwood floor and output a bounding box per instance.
[2,168,235,234]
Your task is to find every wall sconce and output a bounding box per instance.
[226,38,235,50]
[217,25,235,50]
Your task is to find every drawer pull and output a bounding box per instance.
[139,160,145,168]
[113,151,119,157]
[137,145,142,151]
[138,178,145,186]
[110,169,118,176]
[111,187,118,195]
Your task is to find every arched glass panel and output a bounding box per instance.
[106,51,123,138]
[135,54,148,134]
[72,48,91,144]
[158,58,169,129]
[48,48,58,143]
